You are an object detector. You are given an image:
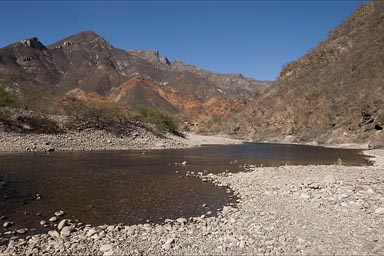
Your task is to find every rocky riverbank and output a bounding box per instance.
[0,128,186,152]
[1,150,383,255]
[0,130,245,152]
[0,109,188,152]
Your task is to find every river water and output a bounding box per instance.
[0,143,370,236]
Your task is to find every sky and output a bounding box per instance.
[0,0,367,81]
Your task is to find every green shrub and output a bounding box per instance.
[138,106,178,133]
[63,100,129,123]
[16,115,61,134]
[0,86,18,107]
[0,85,57,114]
[18,87,56,114]
[1,112,61,134]
[0,108,11,123]
[337,158,343,166]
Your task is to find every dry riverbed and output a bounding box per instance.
[1,148,384,255]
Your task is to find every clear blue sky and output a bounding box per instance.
[0,0,367,80]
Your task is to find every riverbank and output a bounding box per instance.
[0,129,184,152]
[1,149,383,255]
[0,108,243,152]
[251,136,371,150]
[170,132,242,147]
[0,130,243,153]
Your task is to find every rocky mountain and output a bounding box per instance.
[231,1,384,146]
[59,75,246,123]
[0,30,269,123]
[128,50,270,96]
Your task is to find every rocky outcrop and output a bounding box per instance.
[20,37,46,50]
[128,50,170,68]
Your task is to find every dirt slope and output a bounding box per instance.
[231,1,384,147]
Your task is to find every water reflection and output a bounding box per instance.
[0,143,369,235]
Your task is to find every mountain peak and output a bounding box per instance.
[48,30,112,49]
[71,30,101,41]
[19,37,46,50]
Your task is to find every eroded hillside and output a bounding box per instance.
[230,1,384,147]
[0,31,269,126]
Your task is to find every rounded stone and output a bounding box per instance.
[100,244,113,252]
[54,210,64,217]
[49,217,58,222]
[57,219,68,230]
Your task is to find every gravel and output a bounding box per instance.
[1,150,383,255]
[0,128,186,152]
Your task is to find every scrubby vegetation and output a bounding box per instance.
[1,83,180,136]
[62,100,130,124]
[0,85,61,134]
[13,115,62,134]
[0,85,18,108]
[0,110,62,134]
[18,87,56,114]
[0,85,57,113]
[137,106,178,133]
[228,1,384,145]
[60,98,136,135]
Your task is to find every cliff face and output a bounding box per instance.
[232,1,384,146]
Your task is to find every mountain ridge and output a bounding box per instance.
[0,30,269,123]
[128,49,271,95]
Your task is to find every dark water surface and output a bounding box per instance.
[0,143,370,235]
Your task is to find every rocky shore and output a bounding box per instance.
[0,126,241,153]
[1,149,383,255]
[0,129,245,152]
[0,109,191,152]
[0,128,186,152]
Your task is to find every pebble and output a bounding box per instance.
[162,242,172,250]
[61,224,75,238]
[48,230,60,239]
[100,244,113,252]
[57,219,68,230]
[16,229,27,234]
[374,207,384,215]
[166,238,174,244]
[3,221,13,228]
[176,218,187,224]
[54,211,64,217]
[49,217,58,222]
[87,228,97,237]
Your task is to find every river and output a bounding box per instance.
[0,143,370,236]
